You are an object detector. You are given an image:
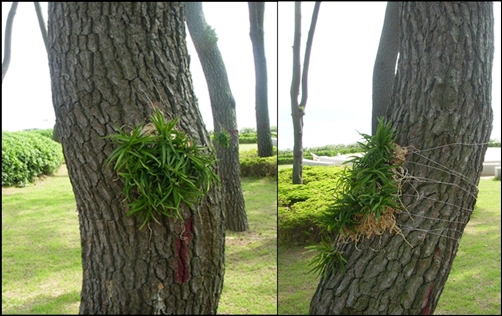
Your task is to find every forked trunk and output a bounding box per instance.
[310,2,493,314]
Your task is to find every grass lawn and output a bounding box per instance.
[218,176,277,314]
[278,164,292,171]
[278,177,501,315]
[2,146,277,314]
[239,143,257,152]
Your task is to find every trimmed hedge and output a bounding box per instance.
[208,126,278,144]
[239,135,258,144]
[278,165,345,246]
[488,139,501,147]
[240,156,276,177]
[209,132,258,144]
[2,130,64,186]
[239,148,277,178]
[27,128,54,140]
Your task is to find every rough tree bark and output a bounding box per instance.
[310,2,493,314]
[47,3,225,314]
[291,1,321,184]
[185,2,248,232]
[372,2,400,136]
[248,2,274,157]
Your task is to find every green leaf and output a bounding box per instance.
[101,110,218,229]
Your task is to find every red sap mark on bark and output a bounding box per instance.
[420,283,434,315]
[436,246,442,257]
[175,217,192,284]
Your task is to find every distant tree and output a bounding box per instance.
[2,2,18,83]
[48,2,225,313]
[185,2,249,232]
[248,2,274,157]
[372,2,399,136]
[310,2,494,314]
[290,1,321,184]
[1,2,61,142]
[0,3,49,84]
[31,2,62,143]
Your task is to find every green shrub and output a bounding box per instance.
[240,127,256,135]
[208,130,259,144]
[103,109,219,229]
[278,166,344,246]
[240,157,276,177]
[2,136,29,186]
[2,131,64,186]
[307,118,406,277]
[239,135,258,144]
[239,126,277,135]
[239,148,277,177]
[238,127,278,143]
[208,127,278,144]
[277,152,294,165]
[488,139,501,147]
[28,128,54,140]
[318,119,403,235]
[240,147,277,159]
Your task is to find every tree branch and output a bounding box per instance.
[2,2,19,83]
[299,1,321,109]
[34,2,49,54]
[290,2,302,112]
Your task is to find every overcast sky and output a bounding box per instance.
[2,2,500,151]
[278,2,501,150]
[1,2,278,134]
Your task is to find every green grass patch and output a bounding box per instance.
[1,166,80,314]
[278,164,292,171]
[278,246,319,315]
[278,177,501,315]
[435,178,501,315]
[218,176,277,315]
[239,143,257,152]
[278,166,344,246]
[2,158,277,314]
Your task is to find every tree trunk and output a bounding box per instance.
[291,2,321,184]
[185,2,248,232]
[47,3,225,314]
[248,2,274,158]
[371,2,400,136]
[291,2,304,184]
[310,2,493,314]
